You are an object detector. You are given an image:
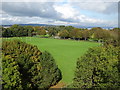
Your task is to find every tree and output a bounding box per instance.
[82,29,90,40]
[69,29,80,40]
[71,46,120,89]
[105,28,120,47]
[2,24,34,37]
[59,30,69,39]
[9,24,25,37]
[48,29,57,36]
[35,26,47,35]
[89,27,111,42]
[2,27,12,37]
[2,40,62,89]
[65,26,74,32]
[38,29,46,35]
[24,26,34,36]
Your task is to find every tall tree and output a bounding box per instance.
[38,29,46,35]
[59,30,69,39]
[82,29,90,40]
[69,29,80,40]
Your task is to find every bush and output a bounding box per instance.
[2,40,61,89]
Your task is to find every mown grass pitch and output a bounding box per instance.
[4,37,100,84]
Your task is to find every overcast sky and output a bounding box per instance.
[1,0,119,27]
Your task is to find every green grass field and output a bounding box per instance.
[4,37,100,84]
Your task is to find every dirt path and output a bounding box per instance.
[49,81,66,90]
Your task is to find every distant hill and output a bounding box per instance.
[1,24,115,29]
[2,24,54,27]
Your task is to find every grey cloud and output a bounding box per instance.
[2,2,61,19]
[1,2,117,27]
[1,2,80,23]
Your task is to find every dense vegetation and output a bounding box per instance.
[1,40,61,89]
[2,25,34,37]
[1,24,120,88]
[69,46,120,88]
[2,25,120,44]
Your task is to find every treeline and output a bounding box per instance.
[1,25,120,43]
[58,27,120,45]
[2,25,34,37]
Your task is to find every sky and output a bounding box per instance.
[1,0,119,27]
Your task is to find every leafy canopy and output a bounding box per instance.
[2,40,62,89]
[71,46,120,89]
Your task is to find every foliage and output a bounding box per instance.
[82,30,90,40]
[2,55,22,90]
[69,29,80,39]
[36,51,62,88]
[90,27,110,41]
[2,24,34,37]
[24,26,34,36]
[2,24,120,45]
[35,26,47,35]
[48,29,57,36]
[38,29,46,35]
[2,27,12,37]
[2,40,61,89]
[59,30,69,39]
[71,46,120,88]
[104,28,120,47]
[10,24,27,37]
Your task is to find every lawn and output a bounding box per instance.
[4,37,100,84]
